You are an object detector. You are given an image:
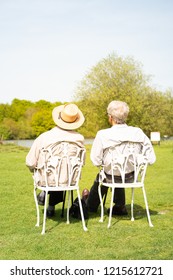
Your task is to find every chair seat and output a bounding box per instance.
[36,185,80,192]
[101,182,144,189]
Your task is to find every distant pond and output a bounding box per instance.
[4,139,94,148]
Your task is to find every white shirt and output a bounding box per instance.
[90,124,156,174]
[26,126,84,170]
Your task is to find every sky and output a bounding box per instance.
[0,0,173,104]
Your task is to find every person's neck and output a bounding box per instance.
[111,120,117,126]
[112,121,125,126]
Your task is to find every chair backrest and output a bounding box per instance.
[34,141,86,187]
[105,142,149,184]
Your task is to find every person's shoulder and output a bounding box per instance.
[127,125,146,140]
[97,127,111,136]
[33,128,57,144]
[68,130,84,140]
[127,125,143,133]
[39,128,55,137]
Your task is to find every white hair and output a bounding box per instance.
[107,100,129,124]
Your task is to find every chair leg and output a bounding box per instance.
[131,188,134,221]
[142,186,154,227]
[66,191,71,224]
[108,187,115,228]
[98,183,104,223]
[103,188,108,206]
[71,190,74,205]
[34,188,40,227]
[61,191,66,218]
[77,189,88,231]
[61,190,73,218]
[41,191,49,235]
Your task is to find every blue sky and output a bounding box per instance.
[0,0,173,104]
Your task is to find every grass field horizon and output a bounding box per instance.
[0,141,173,260]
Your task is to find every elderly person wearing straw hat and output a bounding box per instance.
[26,103,85,217]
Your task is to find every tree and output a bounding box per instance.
[9,99,33,121]
[31,109,55,137]
[0,103,11,122]
[0,118,19,139]
[31,100,63,137]
[74,53,173,137]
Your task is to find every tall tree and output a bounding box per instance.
[74,53,173,137]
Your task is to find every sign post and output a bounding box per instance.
[150,132,160,145]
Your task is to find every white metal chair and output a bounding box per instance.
[98,142,154,228]
[33,141,88,234]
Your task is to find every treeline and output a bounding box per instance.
[0,54,173,140]
[0,99,63,140]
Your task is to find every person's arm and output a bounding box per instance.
[90,132,103,167]
[143,134,156,165]
[26,138,40,172]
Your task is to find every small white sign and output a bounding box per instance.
[150,132,160,142]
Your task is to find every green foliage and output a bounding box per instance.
[74,53,173,138]
[0,123,11,140]
[9,99,34,121]
[0,54,173,139]
[0,103,11,122]
[31,109,55,136]
[0,118,19,139]
[34,99,53,110]
[0,99,63,139]
[0,142,173,260]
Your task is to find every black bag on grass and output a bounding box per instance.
[69,198,88,220]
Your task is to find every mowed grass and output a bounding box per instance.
[0,142,173,260]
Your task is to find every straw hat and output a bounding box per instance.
[52,103,85,130]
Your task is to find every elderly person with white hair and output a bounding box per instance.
[83,100,156,215]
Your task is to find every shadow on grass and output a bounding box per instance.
[37,203,158,233]
[37,206,89,233]
[82,203,158,226]
[85,204,158,228]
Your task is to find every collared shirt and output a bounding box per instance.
[90,124,156,175]
[26,126,84,171]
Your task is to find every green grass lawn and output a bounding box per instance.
[0,142,173,260]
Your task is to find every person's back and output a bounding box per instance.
[26,103,85,217]
[34,141,85,187]
[91,124,156,175]
[26,126,84,172]
[85,100,156,215]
